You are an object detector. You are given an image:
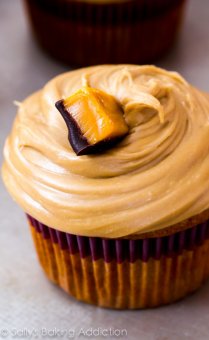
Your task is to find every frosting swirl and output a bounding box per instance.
[2,65,209,238]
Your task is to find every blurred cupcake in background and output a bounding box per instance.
[23,0,187,66]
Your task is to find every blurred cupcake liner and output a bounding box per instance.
[24,0,187,66]
[27,214,209,309]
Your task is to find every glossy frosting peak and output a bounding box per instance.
[2,65,209,237]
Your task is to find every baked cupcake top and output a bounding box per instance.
[2,65,209,238]
[76,0,130,3]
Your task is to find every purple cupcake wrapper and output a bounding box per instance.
[27,214,209,264]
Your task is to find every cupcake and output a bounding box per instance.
[23,0,187,66]
[2,65,209,309]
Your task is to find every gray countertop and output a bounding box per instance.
[1,1,209,339]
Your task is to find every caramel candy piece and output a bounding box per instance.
[55,86,129,155]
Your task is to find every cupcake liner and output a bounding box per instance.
[24,0,187,65]
[26,0,185,21]
[27,214,209,309]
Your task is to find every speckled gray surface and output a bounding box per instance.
[1,1,209,339]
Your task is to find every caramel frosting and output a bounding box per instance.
[2,65,209,238]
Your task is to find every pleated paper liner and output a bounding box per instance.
[26,214,209,309]
[24,0,187,66]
